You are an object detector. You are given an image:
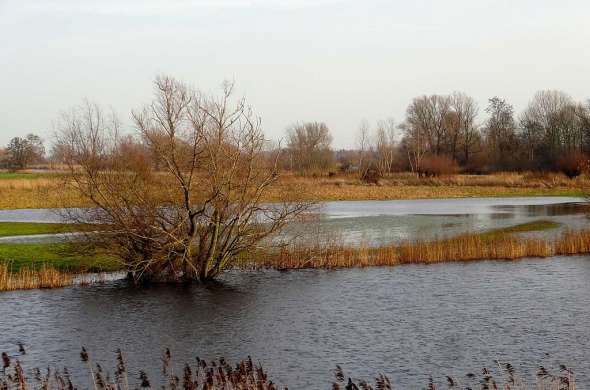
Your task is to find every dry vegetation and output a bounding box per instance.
[0,171,586,209]
[0,264,73,291]
[3,228,590,292]
[241,229,590,270]
[0,346,577,389]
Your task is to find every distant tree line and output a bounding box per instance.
[279,90,590,178]
[0,134,45,170]
[4,89,590,178]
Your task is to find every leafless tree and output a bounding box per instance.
[520,90,584,166]
[356,119,371,175]
[374,118,396,175]
[57,76,310,283]
[4,134,45,170]
[285,121,334,173]
[484,97,518,169]
[450,92,479,164]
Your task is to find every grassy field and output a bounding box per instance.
[0,243,119,273]
[0,170,587,209]
[0,222,81,237]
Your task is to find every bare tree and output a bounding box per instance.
[450,92,479,164]
[374,118,396,175]
[286,121,334,173]
[57,76,309,284]
[356,119,371,175]
[5,134,45,170]
[520,90,583,166]
[485,97,518,169]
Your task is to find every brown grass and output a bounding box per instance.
[0,171,586,209]
[0,264,74,291]
[242,229,590,270]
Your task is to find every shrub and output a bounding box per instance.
[418,155,459,177]
[556,152,588,179]
[361,165,381,184]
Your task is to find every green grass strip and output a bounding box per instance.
[0,242,120,273]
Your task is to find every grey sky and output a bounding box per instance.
[1,0,589,149]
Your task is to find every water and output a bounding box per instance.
[0,197,587,245]
[1,197,589,388]
[288,197,589,246]
[1,257,589,389]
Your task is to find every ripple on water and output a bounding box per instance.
[0,256,589,388]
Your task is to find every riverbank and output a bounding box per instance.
[0,242,119,291]
[2,224,589,292]
[0,171,587,208]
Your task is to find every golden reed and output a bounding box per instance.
[0,264,73,292]
[3,229,590,291]
[246,229,590,270]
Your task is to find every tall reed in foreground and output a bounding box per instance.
[0,264,73,292]
[0,346,577,389]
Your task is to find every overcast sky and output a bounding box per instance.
[1,0,589,149]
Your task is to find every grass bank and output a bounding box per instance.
[0,242,119,291]
[0,243,119,273]
[0,220,584,292]
[0,222,81,237]
[0,171,587,209]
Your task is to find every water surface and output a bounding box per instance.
[0,197,587,245]
[1,256,589,388]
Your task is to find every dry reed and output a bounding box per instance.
[3,229,590,292]
[244,229,590,270]
[0,264,73,292]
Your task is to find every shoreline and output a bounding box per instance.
[3,228,590,292]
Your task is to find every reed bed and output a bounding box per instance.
[0,346,577,389]
[3,228,590,292]
[245,229,590,270]
[0,264,73,292]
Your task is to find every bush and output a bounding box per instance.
[418,155,459,177]
[361,165,381,184]
[556,153,588,179]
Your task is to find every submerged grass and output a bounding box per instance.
[479,220,562,240]
[0,346,578,389]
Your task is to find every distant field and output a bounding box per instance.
[0,170,586,209]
